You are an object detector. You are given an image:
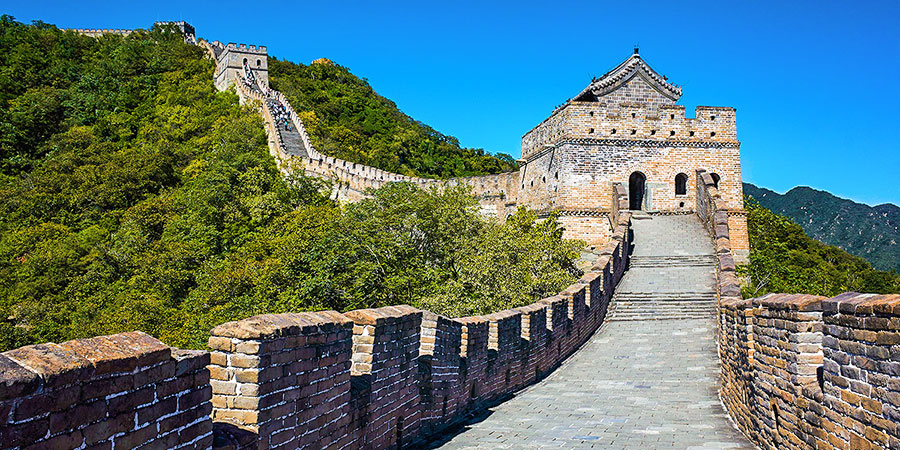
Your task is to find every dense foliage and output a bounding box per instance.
[740,197,900,298]
[744,183,900,272]
[176,186,582,348]
[268,58,518,178]
[0,19,580,351]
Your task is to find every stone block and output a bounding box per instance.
[3,343,92,389]
[0,353,40,401]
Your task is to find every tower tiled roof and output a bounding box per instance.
[574,50,682,102]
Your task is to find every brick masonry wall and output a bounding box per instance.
[417,311,463,435]
[696,169,749,264]
[344,306,423,448]
[0,332,212,450]
[207,311,356,450]
[549,141,743,212]
[719,293,900,450]
[456,315,489,411]
[693,167,900,449]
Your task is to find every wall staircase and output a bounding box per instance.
[608,216,720,321]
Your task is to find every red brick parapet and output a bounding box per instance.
[201,214,633,449]
[0,332,211,450]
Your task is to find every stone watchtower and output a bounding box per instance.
[517,49,748,257]
[210,42,269,91]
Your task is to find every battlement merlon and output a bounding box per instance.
[223,43,268,54]
[521,102,738,160]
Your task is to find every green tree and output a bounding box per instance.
[0,19,581,351]
[739,197,899,298]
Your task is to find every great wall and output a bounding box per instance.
[1,22,898,449]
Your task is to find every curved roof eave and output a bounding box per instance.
[573,54,682,102]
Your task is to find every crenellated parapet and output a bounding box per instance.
[0,332,212,450]
[67,28,133,37]
[718,293,900,450]
[68,21,195,43]
[199,211,632,449]
[697,168,900,450]
[522,103,738,160]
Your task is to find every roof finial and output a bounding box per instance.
[634,46,639,55]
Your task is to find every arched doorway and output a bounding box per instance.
[629,171,646,210]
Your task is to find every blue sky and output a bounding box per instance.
[6,0,900,206]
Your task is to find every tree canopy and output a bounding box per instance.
[0,18,580,351]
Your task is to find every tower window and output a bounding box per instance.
[589,111,594,117]
[675,173,688,196]
[630,129,636,135]
[589,128,594,134]
[669,131,675,136]
[631,113,636,118]
[611,129,617,135]
[710,131,716,137]
[711,115,716,120]
[256,59,261,67]
[670,114,675,119]
[689,131,695,137]
[650,130,656,135]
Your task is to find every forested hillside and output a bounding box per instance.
[268,58,518,178]
[0,18,579,352]
[741,198,899,298]
[744,183,900,272]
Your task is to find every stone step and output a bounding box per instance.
[612,308,716,314]
[610,312,715,321]
[615,292,716,299]
[630,255,716,260]
[628,256,717,268]
[612,302,716,310]
[611,310,717,318]
[613,297,717,302]
[628,263,716,269]
[613,301,715,307]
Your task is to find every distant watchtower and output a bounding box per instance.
[154,21,196,42]
[210,42,269,91]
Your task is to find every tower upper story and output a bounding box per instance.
[521,50,737,161]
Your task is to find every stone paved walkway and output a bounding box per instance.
[430,215,754,449]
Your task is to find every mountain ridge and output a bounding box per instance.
[743,183,900,272]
